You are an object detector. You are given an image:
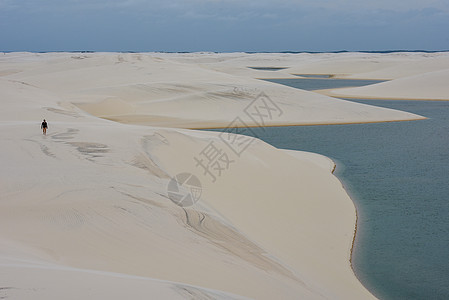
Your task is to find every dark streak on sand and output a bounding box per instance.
[179,207,304,284]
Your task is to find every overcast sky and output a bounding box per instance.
[1,0,449,52]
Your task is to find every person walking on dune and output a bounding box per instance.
[41,119,48,135]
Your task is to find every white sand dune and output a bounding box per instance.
[0,51,440,299]
[160,51,449,80]
[2,52,423,127]
[0,260,249,300]
[327,69,449,100]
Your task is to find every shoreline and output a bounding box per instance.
[333,161,368,298]
[98,115,427,130]
[95,107,397,300]
[3,51,448,299]
[182,117,428,129]
[316,89,449,101]
[259,76,391,81]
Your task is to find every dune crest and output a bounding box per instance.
[2,51,442,299]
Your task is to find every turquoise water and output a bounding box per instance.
[207,97,449,299]
[248,67,288,71]
[293,74,331,78]
[264,78,386,90]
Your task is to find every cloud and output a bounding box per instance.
[3,0,449,20]
[1,0,145,13]
[1,0,449,51]
[0,0,19,10]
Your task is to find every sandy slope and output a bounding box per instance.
[163,51,449,101]
[1,52,423,127]
[0,261,249,300]
[0,51,438,299]
[326,68,449,100]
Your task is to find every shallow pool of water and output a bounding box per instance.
[207,99,449,299]
[263,77,386,90]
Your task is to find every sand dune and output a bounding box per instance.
[160,51,449,80]
[0,261,249,300]
[326,69,449,100]
[2,52,424,127]
[1,51,442,299]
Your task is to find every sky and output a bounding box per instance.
[1,0,449,52]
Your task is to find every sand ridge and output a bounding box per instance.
[2,51,445,299]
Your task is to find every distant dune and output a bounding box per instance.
[2,51,446,299]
